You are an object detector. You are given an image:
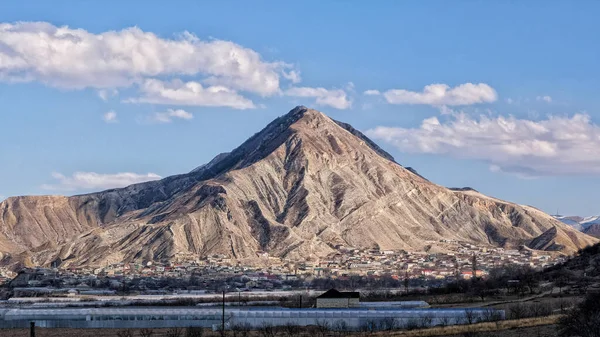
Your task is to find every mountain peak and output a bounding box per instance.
[276,106,324,126]
[279,106,397,163]
[190,106,398,182]
[0,106,597,269]
[286,105,311,117]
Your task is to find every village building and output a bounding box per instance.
[316,289,360,308]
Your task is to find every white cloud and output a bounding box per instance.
[102,110,118,123]
[41,172,162,191]
[126,79,256,109]
[150,109,193,123]
[382,83,497,106]
[366,113,600,176]
[0,22,296,95]
[97,89,118,101]
[488,164,539,179]
[438,105,457,115]
[285,86,352,110]
[98,90,109,101]
[537,95,552,103]
[506,98,514,104]
[363,90,381,96]
[282,70,301,84]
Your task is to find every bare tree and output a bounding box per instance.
[117,330,134,337]
[332,319,349,336]
[359,319,377,335]
[404,318,420,330]
[315,319,331,337]
[283,322,302,337]
[481,308,503,322]
[508,303,528,320]
[439,316,451,327]
[529,303,552,318]
[166,327,184,337]
[418,314,433,328]
[185,326,204,337]
[376,317,397,331]
[231,323,251,337]
[558,298,575,313]
[258,322,276,337]
[464,308,477,325]
[139,328,154,337]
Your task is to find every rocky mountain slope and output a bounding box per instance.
[0,106,597,269]
[584,224,600,238]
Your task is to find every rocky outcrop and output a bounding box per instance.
[0,106,597,269]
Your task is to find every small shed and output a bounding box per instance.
[316,289,360,308]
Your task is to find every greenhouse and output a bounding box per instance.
[0,306,505,330]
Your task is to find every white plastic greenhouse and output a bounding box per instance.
[0,306,505,330]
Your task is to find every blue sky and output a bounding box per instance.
[1,1,599,215]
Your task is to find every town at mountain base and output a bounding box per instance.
[0,106,597,270]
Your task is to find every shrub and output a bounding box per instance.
[558,293,600,337]
[185,326,203,337]
[332,319,349,335]
[258,322,276,337]
[231,323,251,337]
[116,330,134,337]
[283,322,302,337]
[404,318,421,330]
[529,302,552,317]
[439,316,452,327]
[481,308,503,322]
[166,327,184,337]
[376,317,397,331]
[139,328,154,337]
[508,303,529,320]
[464,308,478,324]
[315,319,331,337]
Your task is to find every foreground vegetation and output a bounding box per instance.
[0,316,561,337]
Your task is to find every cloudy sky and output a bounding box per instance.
[1,1,599,215]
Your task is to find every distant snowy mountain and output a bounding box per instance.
[581,216,600,229]
[553,215,584,230]
[554,215,600,237]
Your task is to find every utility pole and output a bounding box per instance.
[221,291,225,336]
[30,322,35,337]
[454,256,460,280]
[404,265,409,295]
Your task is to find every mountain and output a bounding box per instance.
[584,224,600,238]
[0,106,597,269]
[554,215,600,238]
[581,216,600,228]
[554,215,586,231]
